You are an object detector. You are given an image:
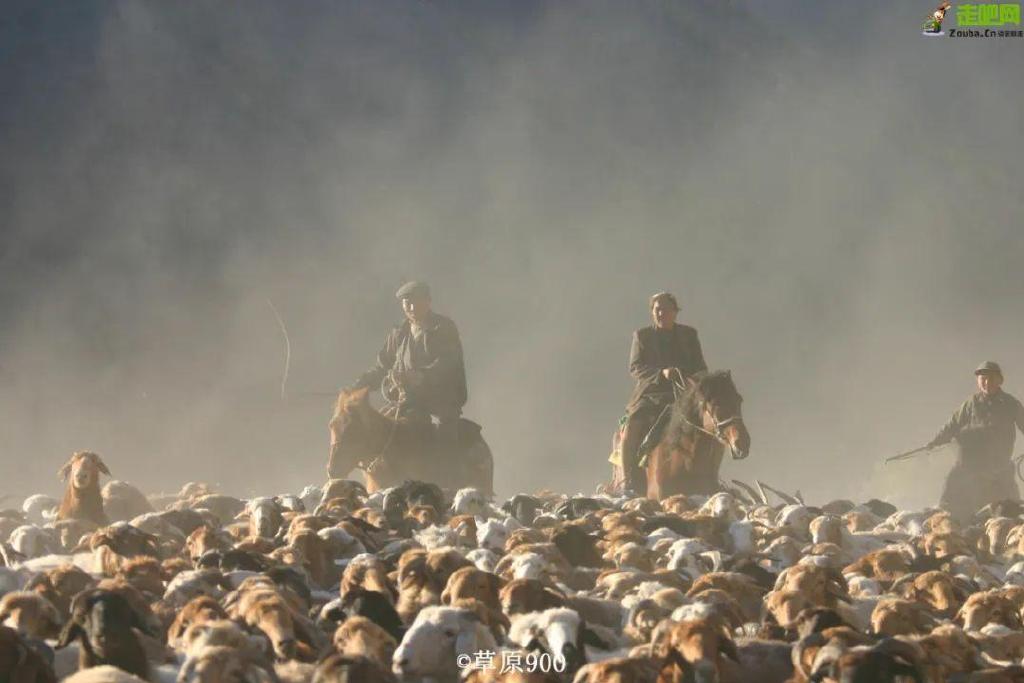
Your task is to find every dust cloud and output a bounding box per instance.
[1,0,1021,507]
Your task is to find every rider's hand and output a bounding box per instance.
[661,368,674,380]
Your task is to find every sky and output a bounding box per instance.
[1,0,1022,508]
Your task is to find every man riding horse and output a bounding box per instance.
[620,291,708,497]
[348,281,467,465]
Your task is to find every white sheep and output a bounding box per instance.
[298,485,322,513]
[392,606,498,680]
[8,525,59,558]
[414,524,457,550]
[451,487,489,517]
[476,519,510,552]
[22,495,58,525]
[465,548,500,573]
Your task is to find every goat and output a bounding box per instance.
[57,452,111,526]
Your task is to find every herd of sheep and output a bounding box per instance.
[4,450,1024,682]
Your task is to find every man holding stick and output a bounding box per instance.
[919,362,1024,522]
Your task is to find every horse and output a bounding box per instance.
[326,387,494,495]
[645,370,750,500]
[608,370,750,500]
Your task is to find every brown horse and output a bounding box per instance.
[608,370,751,500]
[327,387,494,495]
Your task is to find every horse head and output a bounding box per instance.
[327,387,377,478]
[688,370,751,460]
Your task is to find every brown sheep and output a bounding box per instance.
[871,598,938,636]
[116,558,165,598]
[395,549,471,624]
[179,645,275,683]
[897,570,968,617]
[25,564,96,620]
[773,564,849,609]
[959,591,1023,632]
[185,526,232,561]
[687,572,766,623]
[0,624,57,683]
[572,656,660,683]
[499,579,566,616]
[312,652,396,683]
[339,558,396,604]
[57,452,111,526]
[842,548,912,583]
[331,616,397,671]
[655,618,739,680]
[0,592,62,639]
[167,596,229,649]
[228,586,320,662]
[441,567,505,612]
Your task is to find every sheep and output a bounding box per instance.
[166,597,229,649]
[500,579,567,616]
[571,656,660,683]
[392,606,497,681]
[0,591,61,639]
[22,496,59,526]
[56,588,153,680]
[0,624,56,683]
[313,652,396,683]
[63,666,148,683]
[442,566,505,612]
[57,452,111,526]
[507,608,613,675]
[339,589,404,642]
[177,645,273,683]
[339,556,396,604]
[243,499,285,540]
[451,488,490,517]
[8,526,60,559]
[332,615,397,671]
[24,564,96,619]
[102,482,154,524]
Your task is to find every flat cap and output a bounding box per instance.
[974,360,1003,376]
[395,281,430,299]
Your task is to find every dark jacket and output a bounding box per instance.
[354,313,467,415]
[626,324,707,415]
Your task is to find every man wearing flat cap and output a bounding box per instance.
[926,361,1024,522]
[619,292,707,496]
[351,281,467,455]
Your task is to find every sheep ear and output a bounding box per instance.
[94,455,111,476]
[719,635,740,662]
[58,460,73,481]
[55,620,83,649]
[440,587,452,604]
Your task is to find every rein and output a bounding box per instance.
[669,369,746,459]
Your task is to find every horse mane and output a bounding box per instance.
[663,370,738,442]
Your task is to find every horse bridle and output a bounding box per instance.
[670,369,748,460]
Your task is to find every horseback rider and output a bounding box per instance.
[349,281,467,460]
[926,361,1024,523]
[620,292,707,496]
